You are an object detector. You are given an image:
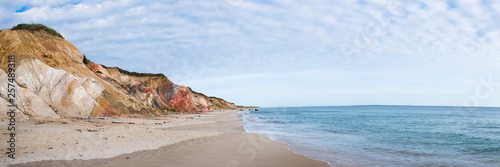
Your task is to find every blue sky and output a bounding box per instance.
[1,0,500,107]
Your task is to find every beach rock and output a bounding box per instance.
[15,59,104,118]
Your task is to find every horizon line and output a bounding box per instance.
[259,104,500,108]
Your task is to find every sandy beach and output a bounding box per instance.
[2,110,328,167]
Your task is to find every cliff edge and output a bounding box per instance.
[0,24,237,121]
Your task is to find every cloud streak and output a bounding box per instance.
[1,0,500,107]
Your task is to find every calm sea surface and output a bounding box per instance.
[240,106,500,166]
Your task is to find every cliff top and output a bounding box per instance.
[0,23,239,119]
[10,23,64,39]
[103,65,167,78]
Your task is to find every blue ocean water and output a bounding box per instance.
[239,106,500,167]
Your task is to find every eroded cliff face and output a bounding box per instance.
[88,64,236,113]
[0,29,236,121]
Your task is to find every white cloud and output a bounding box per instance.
[1,0,500,106]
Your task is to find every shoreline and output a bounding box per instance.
[3,110,328,167]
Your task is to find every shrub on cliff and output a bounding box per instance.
[11,23,64,39]
[163,106,179,112]
[141,80,149,86]
[83,55,90,64]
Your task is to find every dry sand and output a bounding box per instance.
[2,110,329,167]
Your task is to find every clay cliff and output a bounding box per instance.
[0,24,237,121]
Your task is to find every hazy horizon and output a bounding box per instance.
[2,0,500,107]
[258,104,500,108]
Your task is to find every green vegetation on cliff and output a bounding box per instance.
[163,107,179,112]
[101,65,166,78]
[11,23,64,39]
[83,55,90,64]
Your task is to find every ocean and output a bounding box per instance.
[239,106,500,167]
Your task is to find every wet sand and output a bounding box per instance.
[8,110,329,167]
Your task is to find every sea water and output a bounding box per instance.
[239,106,500,166]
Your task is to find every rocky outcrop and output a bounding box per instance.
[89,65,237,113]
[15,59,105,118]
[0,26,236,121]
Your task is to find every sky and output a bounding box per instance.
[1,0,500,107]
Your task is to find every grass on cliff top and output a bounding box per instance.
[188,87,235,106]
[100,64,166,78]
[83,55,90,64]
[188,87,207,97]
[187,87,221,101]
[11,24,64,39]
[116,67,166,78]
